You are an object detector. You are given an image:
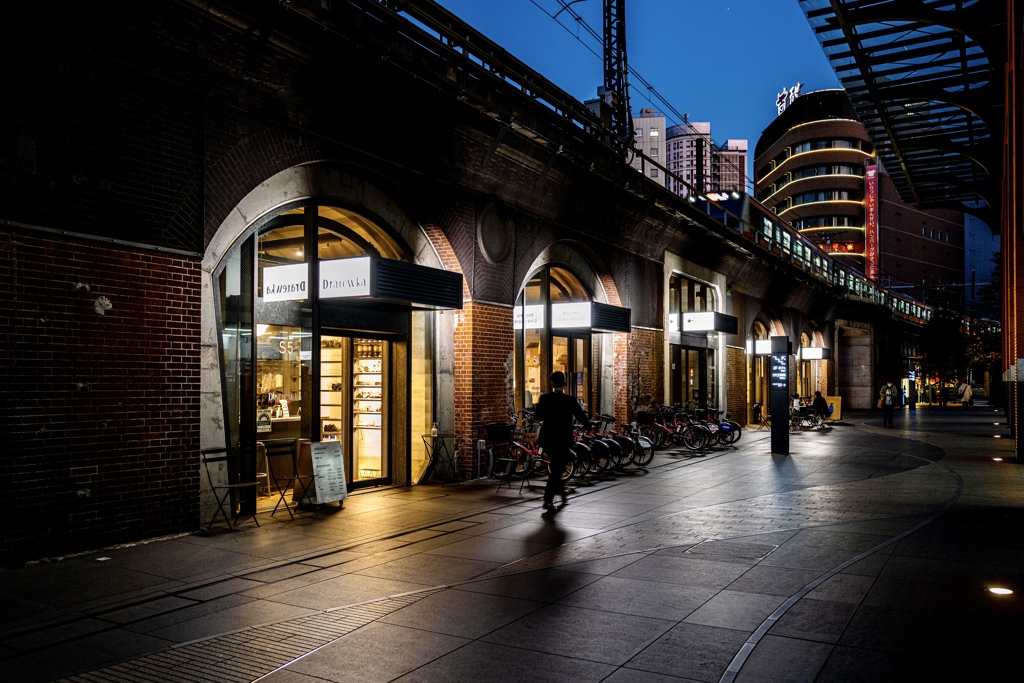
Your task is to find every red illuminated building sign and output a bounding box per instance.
[865,164,878,281]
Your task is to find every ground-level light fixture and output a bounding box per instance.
[988,587,1014,595]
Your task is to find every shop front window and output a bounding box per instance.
[515,265,593,415]
[215,201,442,496]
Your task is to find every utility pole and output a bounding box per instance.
[603,0,632,157]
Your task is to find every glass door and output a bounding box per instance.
[573,336,590,410]
[320,335,389,486]
[352,338,386,482]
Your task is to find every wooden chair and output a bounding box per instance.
[202,446,260,530]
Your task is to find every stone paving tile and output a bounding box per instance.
[726,564,823,597]
[482,603,675,666]
[767,598,858,643]
[557,575,717,621]
[683,590,786,631]
[733,634,833,682]
[284,621,469,683]
[378,588,543,638]
[455,567,602,602]
[389,641,616,682]
[263,573,429,610]
[626,622,750,681]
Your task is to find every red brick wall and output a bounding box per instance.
[2,230,201,560]
[453,302,514,476]
[616,328,663,421]
[726,346,747,423]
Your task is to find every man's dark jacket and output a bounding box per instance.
[533,390,589,454]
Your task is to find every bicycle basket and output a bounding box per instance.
[486,422,514,443]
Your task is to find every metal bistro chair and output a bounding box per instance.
[202,446,260,530]
[263,439,316,520]
[753,403,771,431]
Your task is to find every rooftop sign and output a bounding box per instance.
[776,82,803,115]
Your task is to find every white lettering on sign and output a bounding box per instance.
[263,263,309,301]
[776,82,803,115]
[320,257,372,298]
[552,302,591,328]
[513,304,545,330]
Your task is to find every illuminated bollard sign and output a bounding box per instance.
[769,336,792,455]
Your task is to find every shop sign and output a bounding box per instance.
[776,82,802,115]
[865,164,879,281]
[551,302,592,328]
[263,263,309,301]
[320,257,371,298]
[256,410,273,433]
[309,440,348,504]
[513,304,545,329]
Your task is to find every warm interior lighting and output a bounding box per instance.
[993,457,1003,461]
[988,587,1013,595]
[993,435,1002,438]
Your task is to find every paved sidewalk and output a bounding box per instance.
[3,406,1022,682]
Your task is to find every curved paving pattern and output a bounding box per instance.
[6,409,1021,682]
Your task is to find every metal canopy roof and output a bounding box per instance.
[799,0,1005,228]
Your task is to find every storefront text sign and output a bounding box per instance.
[310,440,348,504]
[320,257,371,298]
[551,302,592,328]
[865,164,879,281]
[262,263,309,301]
[513,304,545,329]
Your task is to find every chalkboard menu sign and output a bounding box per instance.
[309,441,348,504]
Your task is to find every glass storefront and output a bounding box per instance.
[515,266,594,414]
[214,201,450,508]
[667,274,717,409]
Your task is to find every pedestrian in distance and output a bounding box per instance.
[532,370,589,513]
[957,379,973,408]
[879,380,897,427]
[811,391,829,420]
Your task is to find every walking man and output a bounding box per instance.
[879,380,897,427]
[532,371,589,512]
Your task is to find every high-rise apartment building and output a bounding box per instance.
[665,120,711,197]
[630,108,667,185]
[715,139,748,194]
[755,89,965,308]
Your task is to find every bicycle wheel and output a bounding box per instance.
[548,458,574,481]
[633,435,654,467]
[571,442,592,478]
[725,420,742,444]
[604,437,625,469]
[589,438,611,474]
[680,425,703,451]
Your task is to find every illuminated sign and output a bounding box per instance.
[262,263,309,301]
[865,164,879,281]
[776,82,803,115]
[754,339,771,355]
[320,257,371,298]
[552,302,592,328]
[513,305,545,330]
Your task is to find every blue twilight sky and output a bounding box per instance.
[433,0,841,185]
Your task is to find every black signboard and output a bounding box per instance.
[769,336,792,454]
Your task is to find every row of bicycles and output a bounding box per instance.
[487,410,655,484]
[636,404,743,451]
